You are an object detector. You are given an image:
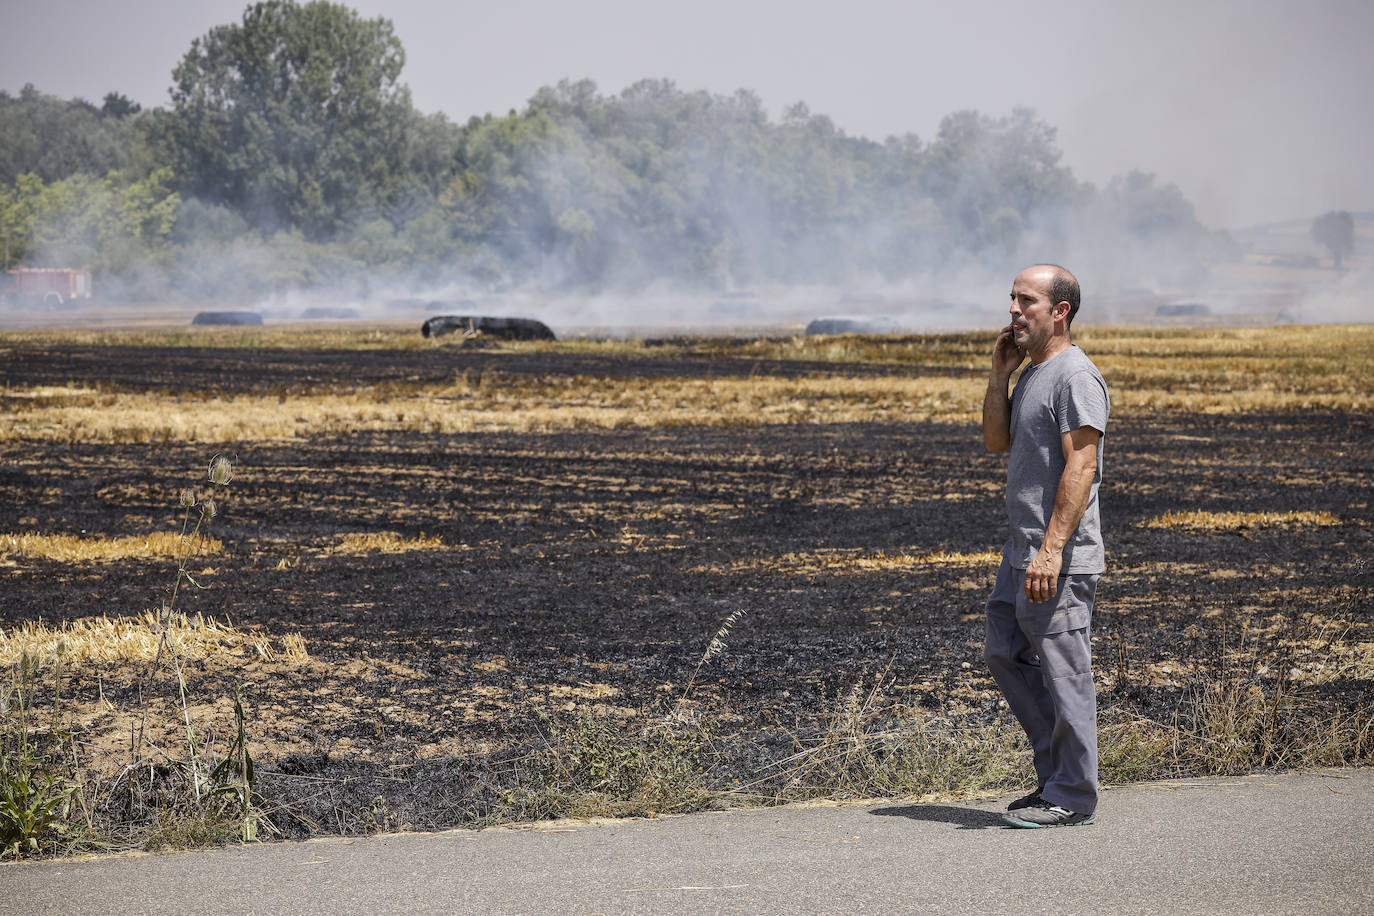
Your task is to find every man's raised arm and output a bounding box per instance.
[983,325,1022,452]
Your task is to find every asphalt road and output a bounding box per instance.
[4,770,1370,915]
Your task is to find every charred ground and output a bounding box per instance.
[1,339,1370,837]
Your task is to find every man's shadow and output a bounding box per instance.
[869,803,1005,830]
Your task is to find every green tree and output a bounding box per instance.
[397,109,462,205]
[0,85,143,186]
[0,168,179,293]
[161,0,411,238]
[439,84,1094,290]
[0,173,46,267]
[1310,210,1354,269]
[100,93,142,119]
[25,169,179,272]
[1101,170,1200,242]
[922,108,1076,254]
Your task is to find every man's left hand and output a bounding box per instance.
[1025,548,1062,602]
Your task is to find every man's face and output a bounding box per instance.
[1009,268,1062,353]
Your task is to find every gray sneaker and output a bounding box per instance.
[1001,802,1095,828]
[1006,789,1044,811]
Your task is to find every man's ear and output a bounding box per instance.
[1054,301,1071,322]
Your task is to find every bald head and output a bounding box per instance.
[1021,264,1081,327]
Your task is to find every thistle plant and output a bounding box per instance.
[127,453,266,841]
[166,453,234,616]
[672,609,747,721]
[137,454,236,751]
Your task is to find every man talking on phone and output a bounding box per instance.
[982,264,1109,828]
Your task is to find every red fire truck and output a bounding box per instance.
[0,268,93,308]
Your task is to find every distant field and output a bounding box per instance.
[1,326,1369,445]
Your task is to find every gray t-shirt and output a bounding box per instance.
[1003,345,1109,574]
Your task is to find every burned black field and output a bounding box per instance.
[1,336,1370,838]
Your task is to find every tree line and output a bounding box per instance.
[1,0,1222,300]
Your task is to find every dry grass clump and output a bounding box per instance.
[0,612,308,666]
[0,374,980,442]
[1102,608,1373,780]
[1081,324,1368,362]
[889,548,1002,567]
[744,679,1029,802]
[1141,510,1342,532]
[1173,678,1371,774]
[328,532,445,555]
[700,547,1001,577]
[1168,639,1373,776]
[1083,326,1373,414]
[1,532,222,564]
[490,714,712,823]
[665,331,991,370]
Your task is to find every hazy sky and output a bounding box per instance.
[3,0,1370,228]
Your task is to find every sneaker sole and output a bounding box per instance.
[1000,812,1096,829]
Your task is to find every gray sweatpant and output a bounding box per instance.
[983,559,1099,815]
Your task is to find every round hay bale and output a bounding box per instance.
[422,315,555,341]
